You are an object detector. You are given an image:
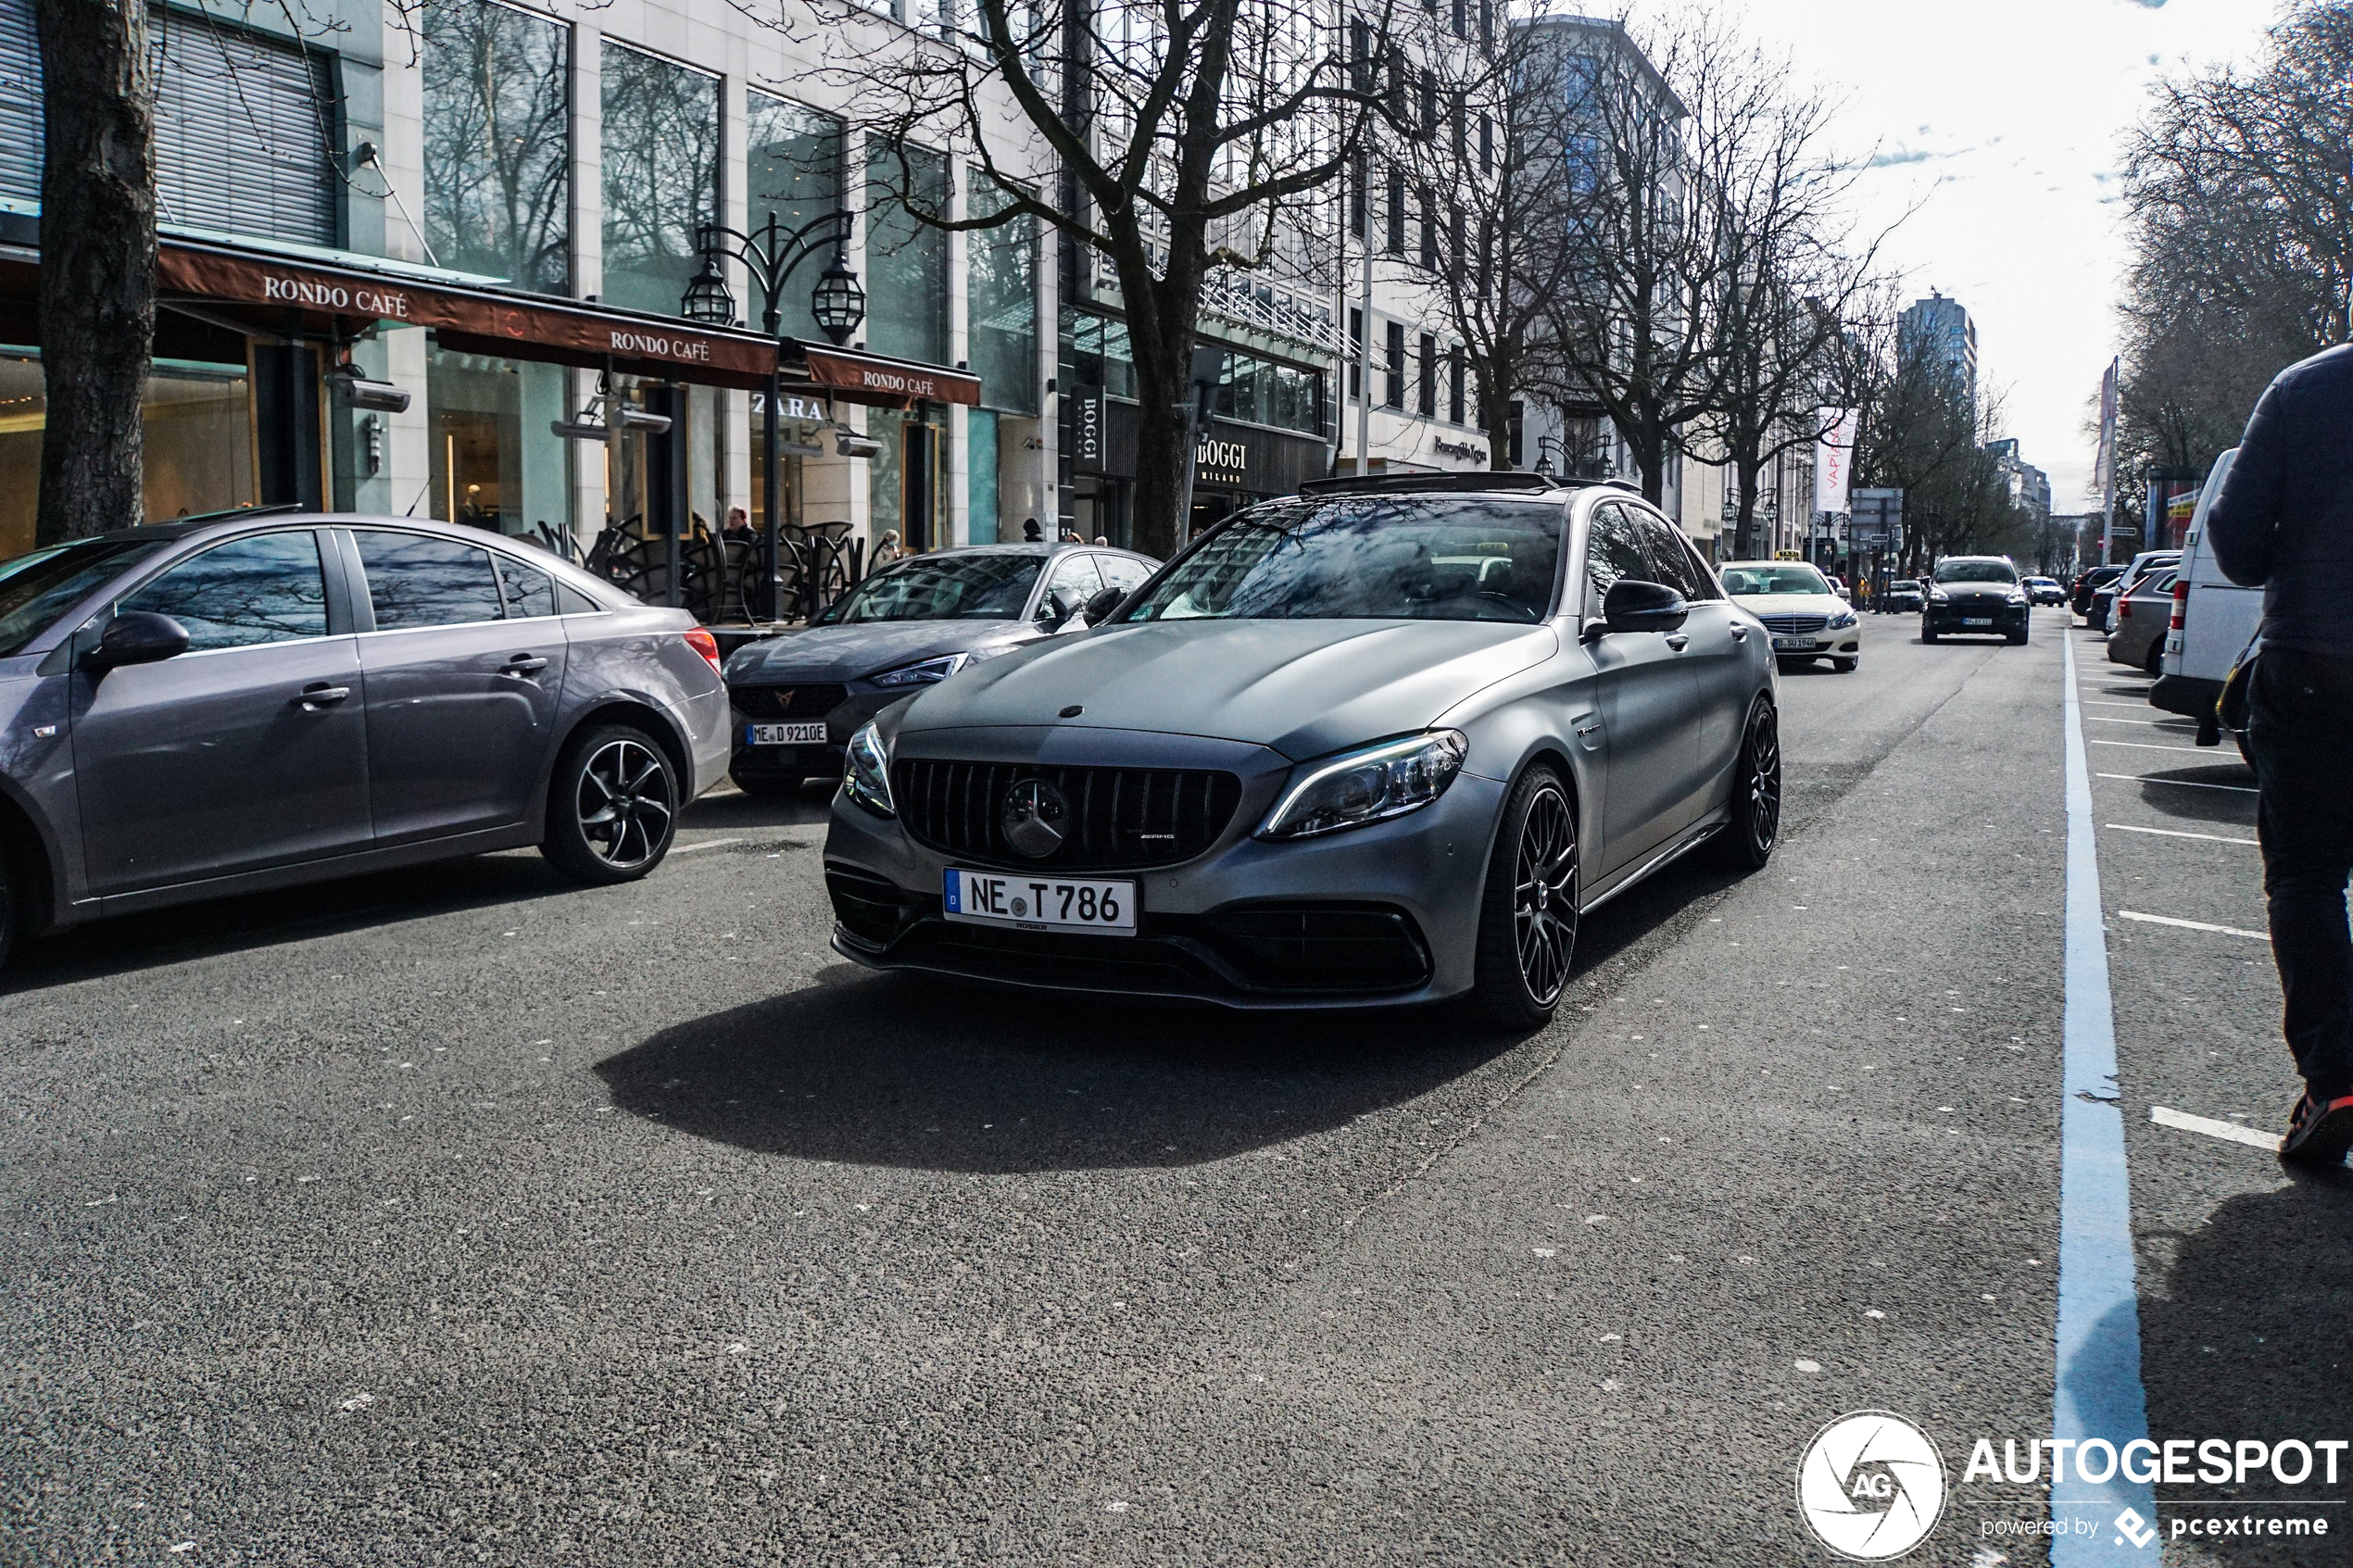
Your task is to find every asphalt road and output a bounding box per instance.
[2,610,2343,1566]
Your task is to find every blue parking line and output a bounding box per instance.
[2052,631,2158,1561]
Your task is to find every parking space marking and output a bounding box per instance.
[2116,909,2268,940]
[2095,773,2257,794]
[671,838,745,855]
[2053,631,2157,1556]
[2150,1105,2283,1153]
[2090,739,2210,754]
[2103,824,2258,846]
[2087,716,2193,727]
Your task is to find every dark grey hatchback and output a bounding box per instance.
[0,513,732,968]
[724,543,1156,795]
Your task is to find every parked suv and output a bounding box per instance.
[0,513,731,968]
[1921,556,2031,645]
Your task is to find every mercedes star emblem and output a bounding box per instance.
[1000,778,1070,859]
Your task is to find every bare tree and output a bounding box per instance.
[31,0,157,546]
[817,0,1407,555]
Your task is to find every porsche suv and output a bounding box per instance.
[821,474,1783,1027]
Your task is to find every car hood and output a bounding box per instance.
[726,621,1030,684]
[1729,593,1848,619]
[899,618,1558,760]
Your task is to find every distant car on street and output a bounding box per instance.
[2090,550,2180,633]
[1824,574,1852,603]
[2106,570,2178,672]
[723,543,1158,796]
[1882,579,1925,613]
[2072,564,2124,621]
[0,514,732,970]
[824,472,1785,1026]
[1719,559,1861,671]
[1921,556,2031,645]
[2023,576,2067,606]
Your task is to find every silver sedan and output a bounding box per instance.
[822,475,1782,1028]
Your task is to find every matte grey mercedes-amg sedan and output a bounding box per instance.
[822,473,1782,1027]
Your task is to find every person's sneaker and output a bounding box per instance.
[2279,1090,2353,1167]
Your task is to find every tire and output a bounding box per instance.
[1710,697,1783,871]
[2008,630,2030,646]
[0,840,17,973]
[1831,656,1858,673]
[541,724,680,884]
[1469,765,1578,1033]
[1921,621,1939,644]
[2144,641,2163,675]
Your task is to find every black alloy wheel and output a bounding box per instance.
[0,843,16,972]
[1711,698,1782,871]
[542,724,679,884]
[1471,765,1578,1031]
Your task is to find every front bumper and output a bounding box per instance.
[1768,629,1860,659]
[821,766,1506,1009]
[1923,601,2030,635]
[727,688,891,784]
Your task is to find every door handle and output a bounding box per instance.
[296,684,351,709]
[1728,624,1748,642]
[499,655,549,676]
[1665,634,1690,651]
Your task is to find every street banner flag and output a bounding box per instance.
[2094,360,2119,505]
[1815,408,1859,516]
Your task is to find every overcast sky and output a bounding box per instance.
[1634,0,2277,513]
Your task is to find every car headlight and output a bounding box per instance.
[842,719,895,817]
[1256,730,1468,841]
[2006,590,2029,606]
[871,652,970,688]
[1828,609,1857,629]
[1927,587,1949,603]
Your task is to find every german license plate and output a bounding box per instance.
[943,868,1137,935]
[748,722,827,746]
[1962,617,1993,627]
[1771,635,1816,651]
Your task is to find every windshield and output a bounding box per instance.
[1934,559,2019,584]
[0,537,167,658]
[1720,564,1831,596]
[817,553,1043,623]
[1892,580,1920,591]
[1120,497,1561,624]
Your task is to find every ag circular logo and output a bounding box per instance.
[1796,1411,1946,1561]
[1000,778,1069,859]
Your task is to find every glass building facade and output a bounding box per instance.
[862,141,950,367]
[422,0,571,293]
[746,93,845,344]
[600,43,720,319]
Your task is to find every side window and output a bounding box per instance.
[1581,502,1651,617]
[495,555,557,620]
[1096,555,1152,594]
[1627,509,1702,599]
[119,531,326,652]
[352,531,505,631]
[1041,552,1104,615]
[556,582,603,616]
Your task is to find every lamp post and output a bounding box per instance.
[683,210,865,622]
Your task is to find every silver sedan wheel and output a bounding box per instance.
[576,737,674,870]
[1514,783,1578,1007]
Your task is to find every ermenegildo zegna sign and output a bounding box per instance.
[155,243,779,388]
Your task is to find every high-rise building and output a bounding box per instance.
[1900,291,1979,410]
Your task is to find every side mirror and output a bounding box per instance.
[83,610,190,674]
[1601,579,1689,635]
[1080,585,1124,626]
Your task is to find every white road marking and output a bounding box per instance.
[2104,823,2258,847]
[2082,700,2163,709]
[672,838,745,855]
[2151,1106,2281,1151]
[2116,909,2268,939]
[2090,739,2211,753]
[2095,772,2257,794]
[2087,716,2192,727]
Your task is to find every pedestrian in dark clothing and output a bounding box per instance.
[1021,518,1043,542]
[2205,341,2353,1165]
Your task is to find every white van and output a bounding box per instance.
[2151,447,2263,740]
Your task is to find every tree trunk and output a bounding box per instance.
[1731,450,1764,560]
[33,0,157,546]
[1130,358,1190,560]
[1629,425,1667,507]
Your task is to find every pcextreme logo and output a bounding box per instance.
[1797,1411,1948,1561]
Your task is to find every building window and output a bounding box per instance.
[1478,0,1491,44]
[865,139,951,366]
[1348,307,1363,400]
[1348,151,1366,239]
[1419,71,1438,136]
[1385,165,1405,256]
[1416,333,1435,418]
[600,42,719,317]
[1449,345,1465,425]
[422,0,569,294]
[969,177,1038,414]
[1348,16,1370,91]
[1479,113,1493,174]
[426,345,572,536]
[1384,320,1404,410]
[1214,348,1320,435]
[1071,310,1135,399]
[747,93,844,343]
[1450,0,1466,37]
[1421,190,1439,269]
[150,6,339,245]
[1452,94,1467,166]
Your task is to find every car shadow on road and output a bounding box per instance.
[681,780,838,833]
[2120,766,2259,827]
[592,848,1731,1174]
[2137,1165,2353,1560]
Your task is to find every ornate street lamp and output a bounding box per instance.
[685,211,858,621]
